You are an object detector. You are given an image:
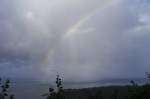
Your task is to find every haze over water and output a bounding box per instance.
[8,78,147,99]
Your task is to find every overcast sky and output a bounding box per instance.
[0,0,150,82]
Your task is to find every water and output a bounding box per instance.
[7,78,148,99]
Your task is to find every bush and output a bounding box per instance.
[45,74,65,99]
[0,78,14,99]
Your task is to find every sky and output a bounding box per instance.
[0,0,150,82]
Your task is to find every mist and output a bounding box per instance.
[0,0,150,82]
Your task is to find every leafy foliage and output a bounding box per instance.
[0,78,14,99]
[127,72,150,99]
[45,74,65,99]
[43,72,150,99]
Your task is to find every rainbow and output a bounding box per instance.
[64,0,117,38]
[43,0,118,75]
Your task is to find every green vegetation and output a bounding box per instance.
[1,72,150,99]
[44,74,65,99]
[43,83,150,99]
[43,72,150,99]
[127,72,150,99]
[0,78,14,99]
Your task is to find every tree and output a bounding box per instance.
[45,74,65,99]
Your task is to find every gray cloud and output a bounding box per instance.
[0,0,149,82]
